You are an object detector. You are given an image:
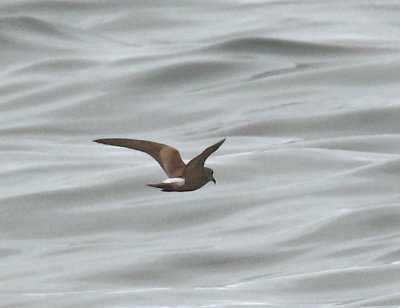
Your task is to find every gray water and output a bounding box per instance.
[2,1,400,306]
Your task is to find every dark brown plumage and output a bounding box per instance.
[94,138,226,192]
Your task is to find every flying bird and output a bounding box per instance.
[94,138,226,192]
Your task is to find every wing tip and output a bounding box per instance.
[215,137,226,149]
[93,138,108,144]
[93,138,123,146]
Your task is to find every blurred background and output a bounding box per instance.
[1,0,400,306]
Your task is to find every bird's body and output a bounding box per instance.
[94,138,225,192]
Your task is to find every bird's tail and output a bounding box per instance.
[147,183,176,192]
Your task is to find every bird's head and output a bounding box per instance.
[204,167,216,184]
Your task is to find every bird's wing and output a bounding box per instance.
[186,138,226,169]
[94,138,186,177]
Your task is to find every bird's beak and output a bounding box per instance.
[212,177,216,184]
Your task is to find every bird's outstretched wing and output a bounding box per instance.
[94,138,186,177]
[186,138,226,169]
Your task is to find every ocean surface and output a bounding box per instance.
[1,1,400,306]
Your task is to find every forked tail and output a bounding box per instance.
[147,183,176,192]
[147,177,185,192]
